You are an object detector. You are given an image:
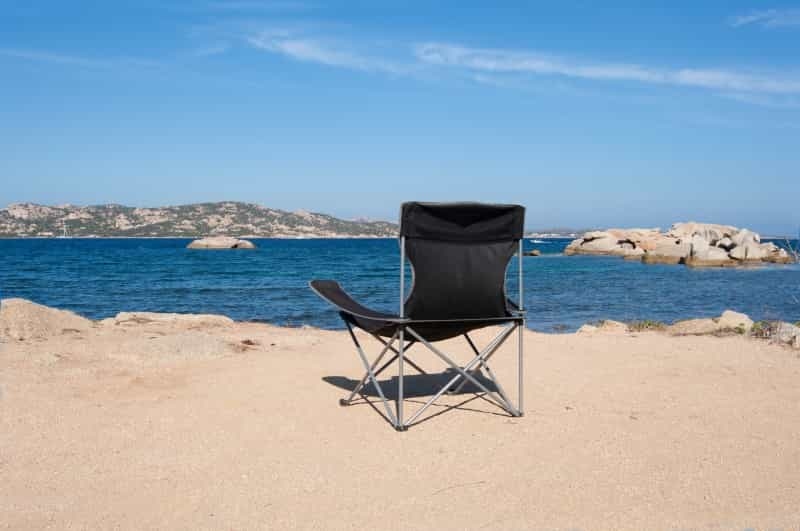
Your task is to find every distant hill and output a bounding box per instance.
[0,202,398,238]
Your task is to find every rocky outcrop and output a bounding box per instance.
[187,236,256,249]
[752,320,800,349]
[667,222,737,243]
[574,310,758,337]
[667,318,722,335]
[685,246,736,268]
[0,298,92,341]
[524,249,541,256]
[564,228,661,257]
[774,322,800,345]
[641,239,690,264]
[717,310,755,331]
[576,320,628,334]
[668,310,754,335]
[565,222,793,267]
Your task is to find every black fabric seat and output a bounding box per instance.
[309,279,405,336]
[310,201,526,431]
[309,280,521,342]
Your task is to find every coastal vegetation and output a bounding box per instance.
[568,308,799,347]
[626,320,668,332]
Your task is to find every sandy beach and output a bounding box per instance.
[2,303,800,530]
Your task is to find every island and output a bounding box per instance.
[564,222,795,266]
[0,202,397,238]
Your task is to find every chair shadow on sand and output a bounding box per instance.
[322,369,509,427]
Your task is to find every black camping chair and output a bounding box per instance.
[310,202,525,431]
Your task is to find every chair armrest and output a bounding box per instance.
[309,280,407,323]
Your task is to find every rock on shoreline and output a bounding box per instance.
[187,236,256,249]
[2,299,798,351]
[0,298,92,340]
[564,222,793,267]
[574,309,799,348]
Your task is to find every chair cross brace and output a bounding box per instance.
[342,320,523,431]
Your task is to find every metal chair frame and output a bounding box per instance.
[336,237,525,431]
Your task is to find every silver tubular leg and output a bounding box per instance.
[348,353,397,402]
[370,335,426,374]
[344,330,398,403]
[452,329,513,395]
[401,355,425,375]
[518,320,524,415]
[345,323,398,426]
[479,361,515,415]
[346,339,421,406]
[462,333,516,412]
[397,327,405,431]
[405,326,519,422]
[403,326,517,425]
[448,334,480,395]
[464,333,482,357]
[373,354,399,379]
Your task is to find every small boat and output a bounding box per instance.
[529,239,546,243]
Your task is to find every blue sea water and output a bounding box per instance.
[1,238,798,332]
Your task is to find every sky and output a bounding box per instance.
[1,1,799,234]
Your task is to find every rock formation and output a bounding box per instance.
[187,236,256,249]
[667,310,754,335]
[564,222,793,267]
[576,320,629,334]
[0,298,92,341]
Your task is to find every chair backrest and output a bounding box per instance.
[399,202,525,321]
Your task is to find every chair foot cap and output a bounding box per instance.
[339,399,351,407]
[395,425,408,432]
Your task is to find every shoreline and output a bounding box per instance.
[2,296,799,337]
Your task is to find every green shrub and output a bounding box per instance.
[627,320,667,332]
[751,321,773,338]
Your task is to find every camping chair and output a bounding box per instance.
[310,202,525,431]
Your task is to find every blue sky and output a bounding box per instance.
[1,1,799,233]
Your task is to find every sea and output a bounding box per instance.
[1,238,798,332]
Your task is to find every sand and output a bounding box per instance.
[2,303,800,530]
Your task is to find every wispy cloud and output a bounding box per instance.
[728,8,800,28]
[247,31,408,74]
[414,42,800,95]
